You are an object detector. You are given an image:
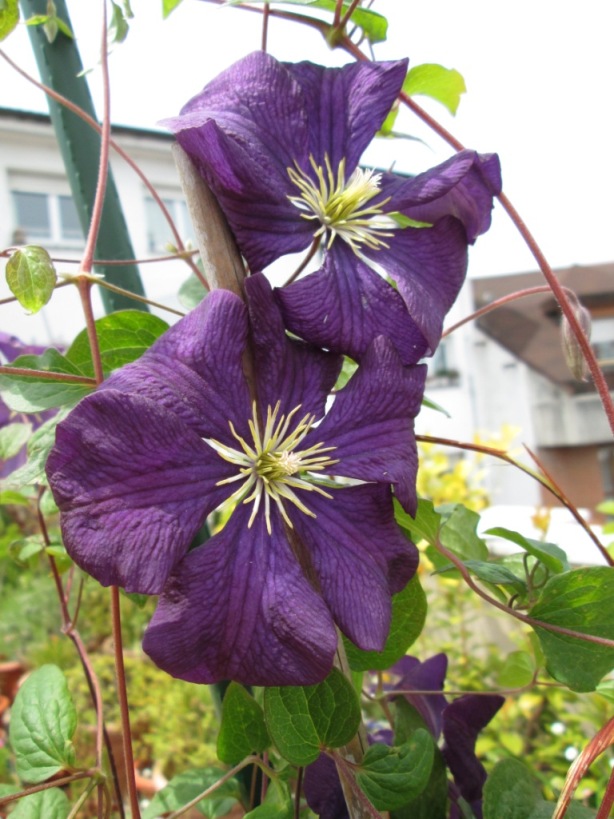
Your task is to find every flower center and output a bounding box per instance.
[205,402,338,535]
[287,154,393,252]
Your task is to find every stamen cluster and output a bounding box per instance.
[287,154,393,252]
[206,401,338,534]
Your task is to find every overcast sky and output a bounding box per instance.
[1,0,613,280]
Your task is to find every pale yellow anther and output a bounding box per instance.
[287,153,394,253]
[205,402,338,535]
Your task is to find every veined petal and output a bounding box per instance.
[364,216,468,353]
[393,653,449,739]
[173,119,314,270]
[382,151,502,242]
[276,243,430,365]
[290,484,418,650]
[46,391,233,594]
[101,289,252,442]
[284,58,408,172]
[143,505,338,686]
[309,336,425,513]
[245,273,342,420]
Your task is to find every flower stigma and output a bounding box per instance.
[205,401,339,535]
[287,154,393,252]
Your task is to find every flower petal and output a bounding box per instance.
[143,505,338,686]
[364,217,468,353]
[290,484,418,650]
[310,336,425,513]
[393,653,449,738]
[163,52,313,270]
[276,242,430,365]
[442,694,505,805]
[46,390,233,594]
[245,273,342,420]
[285,58,408,171]
[101,290,252,442]
[382,151,502,242]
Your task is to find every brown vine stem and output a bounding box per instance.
[167,756,278,819]
[0,50,208,289]
[0,365,96,384]
[284,235,322,286]
[37,495,124,817]
[434,533,614,648]
[261,0,270,51]
[0,771,96,809]
[110,586,140,819]
[442,285,581,338]
[523,445,613,566]
[417,434,613,567]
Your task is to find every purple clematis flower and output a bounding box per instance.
[46,275,425,685]
[304,654,503,817]
[163,51,501,364]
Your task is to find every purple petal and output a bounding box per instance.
[442,694,504,804]
[284,58,408,171]
[364,217,468,353]
[101,290,252,442]
[163,52,313,271]
[245,273,342,420]
[143,505,338,686]
[173,119,313,269]
[46,391,233,594]
[309,336,425,514]
[304,754,348,819]
[382,151,502,243]
[393,654,449,739]
[276,243,429,365]
[290,484,418,650]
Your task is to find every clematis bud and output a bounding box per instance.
[561,292,591,382]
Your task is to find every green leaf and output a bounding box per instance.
[344,575,427,671]
[162,0,185,18]
[0,0,19,41]
[485,527,569,573]
[10,664,77,784]
[403,64,466,115]
[395,498,441,547]
[0,421,32,459]
[0,349,91,412]
[528,567,614,691]
[109,0,130,43]
[178,273,207,309]
[439,505,489,562]
[1,410,68,490]
[0,489,30,505]
[141,767,242,819]
[5,246,56,314]
[356,731,434,810]
[10,787,71,819]
[264,667,360,765]
[436,559,527,594]
[217,682,270,764]
[244,779,293,819]
[497,650,536,688]
[65,310,169,378]
[482,758,541,819]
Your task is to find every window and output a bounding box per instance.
[10,175,84,248]
[592,317,614,371]
[426,337,460,385]
[144,194,191,253]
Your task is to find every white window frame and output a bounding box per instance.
[9,172,84,249]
